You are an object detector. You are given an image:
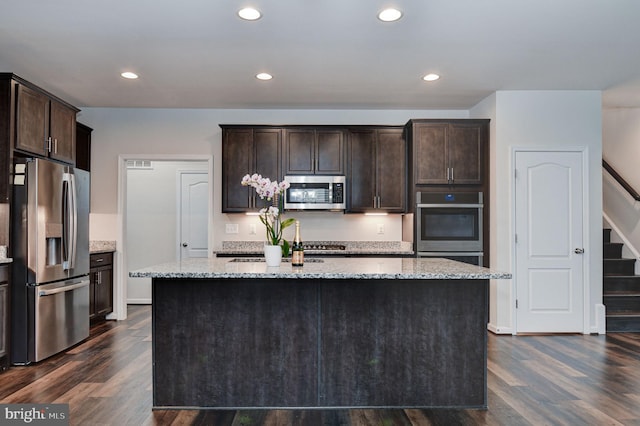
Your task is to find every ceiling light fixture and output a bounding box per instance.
[121,71,139,79]
[256,72,273,81]
[238,7,261,20]
[422,73,440,82]
[378,8,402,22]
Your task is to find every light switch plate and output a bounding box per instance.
[225,224,239,234]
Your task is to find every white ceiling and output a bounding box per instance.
[2,0,640,110]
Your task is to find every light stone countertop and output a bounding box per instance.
[130,257,511,280]
[90,240,116,254]
[216,240,414,256]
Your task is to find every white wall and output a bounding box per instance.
[126,160,207,303]
[470,93,501,328]
[472,90,603,334]
[603,107,640,255]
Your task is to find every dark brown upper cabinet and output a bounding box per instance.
[14,81,78,165]
[221,126,282,212]
[283,128,345,175]
[75,122,93,172]
[347,128,406,213]
[407,119,488,186]
[0,74,79,202]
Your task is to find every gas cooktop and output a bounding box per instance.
[229,258,325,263]
[303,244,346,251]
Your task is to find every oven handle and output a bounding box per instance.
[416,203,484,208]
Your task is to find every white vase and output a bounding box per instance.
[264,244,282,267]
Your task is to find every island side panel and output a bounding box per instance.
[320,279,488,408]
[152,278,319,408]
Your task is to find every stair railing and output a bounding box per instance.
[603,159,640,201]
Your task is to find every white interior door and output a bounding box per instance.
[179,172,209,260]
[514,150,585,333]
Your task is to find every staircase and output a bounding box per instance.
[603,228,640,332]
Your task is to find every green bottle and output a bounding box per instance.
[292,221,304,267]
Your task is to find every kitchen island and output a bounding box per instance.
[130,257,510,410]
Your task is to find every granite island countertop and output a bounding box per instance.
[215,240,414,256]
[130,257,511,280]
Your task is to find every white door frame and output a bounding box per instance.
[511,146,591,334]
[115,154,213,320]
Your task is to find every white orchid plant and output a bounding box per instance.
[241,174,295,255]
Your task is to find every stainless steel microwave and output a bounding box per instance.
[284,175,346,210]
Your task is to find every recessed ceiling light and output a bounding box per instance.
[238,7,261,20]
[378,8,402,22]
[256,73,273,81]
[423,73,440,82]
[121,71,139,79]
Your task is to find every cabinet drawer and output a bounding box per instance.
[90,252,113,268]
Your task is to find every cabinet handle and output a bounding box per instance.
[54,139,58,154]
[47,137,52,153]
[451,167,454,183]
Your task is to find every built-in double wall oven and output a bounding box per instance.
[416,191,484,266]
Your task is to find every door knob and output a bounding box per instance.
[182,243,188,247]
[574,248,584,254]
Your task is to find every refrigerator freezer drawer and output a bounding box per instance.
[32,277,90,362]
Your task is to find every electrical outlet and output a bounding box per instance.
[249,224,256,235]
[377,223,385,234]
[225,224,239,234]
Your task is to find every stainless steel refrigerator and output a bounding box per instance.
[11,157,90,364]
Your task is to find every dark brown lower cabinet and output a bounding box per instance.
[90,252,113,320]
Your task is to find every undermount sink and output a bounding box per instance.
[228,258,324,263]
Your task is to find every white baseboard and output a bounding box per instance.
[127,298,152,305]
[592,303,606,334]
[488,323,513,335]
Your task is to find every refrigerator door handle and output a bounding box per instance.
[62,172,78,270]
[70,173,78,269]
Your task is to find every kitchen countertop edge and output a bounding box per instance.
[130,257,511,280]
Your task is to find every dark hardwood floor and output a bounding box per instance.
[2,305,640,425]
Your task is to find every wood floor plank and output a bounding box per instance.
[2,305,640,425]
[564,399,626,425]
[486,359,526,387]
[403,409,435,426]
[90,347,152,398]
